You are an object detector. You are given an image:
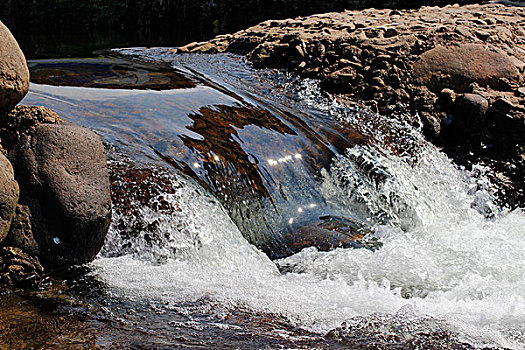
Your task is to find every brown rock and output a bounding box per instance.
[4,204,38,256]
[384,28,399,38]
[0,246,43,288]
[439,88,456,109]
[0,105,63,151]
[10,124,111,268]
[455,25,473,38]
[509,56,525,72]
[323,66,357,90]
[454,93,489,125]
[0,153,18,242]
[474,30,491,41]
[414,44,521,93]
[492,97,515,113]
[0,21,29,114]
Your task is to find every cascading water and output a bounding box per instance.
[22,51,525,348]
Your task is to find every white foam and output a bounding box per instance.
[92,51,525,348]
[94,147,525,348]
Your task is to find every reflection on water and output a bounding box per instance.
[180,104,296,199]
[29,58,196,90]
[0,284,346,349]
[9,53,514,349]
[23,55,371,257]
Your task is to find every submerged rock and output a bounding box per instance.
[9,124,111,268]
[176,3,525,207]
[0,153,18,243]
[0,21,29,114]
[278,215,381,260]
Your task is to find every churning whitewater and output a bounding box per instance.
[96,140,525,348]
[28,51,525,348]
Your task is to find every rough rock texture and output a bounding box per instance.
[0,246,43,288]
[0,153,18,242]
[0,21,29,114]
[177,3,525,116]
[413,44,521,93]
[9,124,111,268]
[4,204,38,256]
[176,3,525,206]
[0,105,63,151]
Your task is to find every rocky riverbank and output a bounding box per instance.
[0,21,111,287]
[177,2,525,207]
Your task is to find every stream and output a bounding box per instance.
[4,50,525,349]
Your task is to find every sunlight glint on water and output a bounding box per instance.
[96,145,525,349]
[90,51,525,348]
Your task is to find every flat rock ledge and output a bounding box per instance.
[177,3,525,207]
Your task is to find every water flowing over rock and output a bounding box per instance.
[9,124,111,268]
[0,21,29,114]
[175,2,525,207]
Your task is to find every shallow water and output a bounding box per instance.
[11,52,525,349]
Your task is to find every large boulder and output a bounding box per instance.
[0,21,29,114]
[9,124,111,268]
[0,152,18,242]
[414,44,521,93]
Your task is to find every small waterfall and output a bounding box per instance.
[24,52,525,348]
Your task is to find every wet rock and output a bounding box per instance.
[414,44,521,93]
[0,21,29,114]
[0,246,44,288]
[321,67,356,91]
[453,93,489,125]
[0,153,18,242]
[420,111,441,140]
[10,124,111,268]
[180,3,525,207]
[277,215,380,260]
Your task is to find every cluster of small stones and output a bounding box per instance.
[177,3,525,206]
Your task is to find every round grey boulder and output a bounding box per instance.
[0,21,30,114]
[11,124,111,268]
[0,152,19,242]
